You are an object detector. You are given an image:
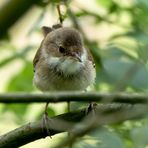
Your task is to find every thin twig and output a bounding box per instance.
[57,4,63,24]
[0,92,147,104]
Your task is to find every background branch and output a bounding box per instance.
[57,4,64,24]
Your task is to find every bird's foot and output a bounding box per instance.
[42,103,52,138]
[86,102,97,115]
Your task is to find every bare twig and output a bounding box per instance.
[0,92,147,104]
[57,4,64,24]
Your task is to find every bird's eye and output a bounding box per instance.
[59,46,66,53]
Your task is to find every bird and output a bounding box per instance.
[33,24,96,135]
[33,25,96,92]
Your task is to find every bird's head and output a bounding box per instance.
[41,26,87,76]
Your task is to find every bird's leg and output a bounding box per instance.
[84,89,97,115]
[42,102,52,138]
[45,102,49,113]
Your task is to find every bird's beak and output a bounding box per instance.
[74,53,82,62]
[71,52,82,62]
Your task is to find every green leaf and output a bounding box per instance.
[130,126,148,148]
[74,127,124,148]
[2,104,28,124]
[6,61,34,92]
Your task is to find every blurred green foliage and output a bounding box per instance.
[7,61,33,92]
[0,0,148,147]
[75,127,125,148]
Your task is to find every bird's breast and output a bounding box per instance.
[33,59,96,91]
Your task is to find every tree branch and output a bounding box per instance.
[0,104,147,148]
[0,92,147,104]
[0,109,86,148]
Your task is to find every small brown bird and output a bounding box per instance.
[33,25,96,91]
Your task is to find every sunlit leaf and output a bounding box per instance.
[96,0,112,8]
[6,61,34,92]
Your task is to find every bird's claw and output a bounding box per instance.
[42,102,52,138]
[86,102,97,115]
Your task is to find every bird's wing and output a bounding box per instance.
[33,45,42,72]
[86,48,96,68]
